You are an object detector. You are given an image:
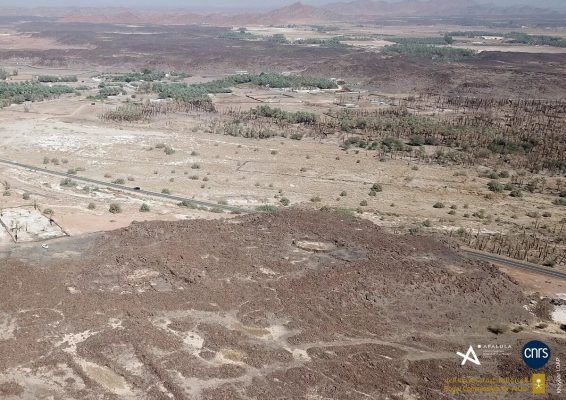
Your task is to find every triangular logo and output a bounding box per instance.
[457,345,481,366]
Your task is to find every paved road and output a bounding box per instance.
[0,158,253,214]
[462,247,566,281]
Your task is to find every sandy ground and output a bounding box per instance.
[0,85,562,270]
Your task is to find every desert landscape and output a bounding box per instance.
[0,0,565,398]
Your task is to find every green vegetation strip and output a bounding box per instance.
[0,82,75,107]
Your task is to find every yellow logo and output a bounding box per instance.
[532,373,545,394]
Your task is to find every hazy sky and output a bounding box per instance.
[0,0,563,10]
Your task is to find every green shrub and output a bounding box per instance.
[280,197,290,206]
[109,203,122,214]
[139,203,150,212]
[22,192,30,200]
[433,202,445,209]
[87,202,96,210]
[60,178,77,187]
[487,181,504,192]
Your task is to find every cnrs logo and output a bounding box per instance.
[522,340,551,370]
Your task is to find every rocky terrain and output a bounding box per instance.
[0,210,562,399]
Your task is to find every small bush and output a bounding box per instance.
[433,202,445,209]
[509,189,522,198]
[371,183,383,192]
[191,163,201,169]
[139,203,150,212]
[487,181,504,192]
[422,219,432,227]
[360,200,368,206]
[112,178,125,185]
[43,208,54,216]
[280,197,290,206]
[22,192,30,200]
[178,200,196,208]
[60,178,77,187]
[109,203,122,214]
[311,196,321,203]
[161,188,171,194]
[87,202,96,210]
[340,191,347,197]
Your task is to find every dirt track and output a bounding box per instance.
[0,209,563,399]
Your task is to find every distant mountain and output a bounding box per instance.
[323,0,550,18]
[255,2,339,24]
[27,1,562,26]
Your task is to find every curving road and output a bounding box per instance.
[0,158,253,214]
[462,247,566,281]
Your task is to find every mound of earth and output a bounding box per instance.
[0,210,561,399]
